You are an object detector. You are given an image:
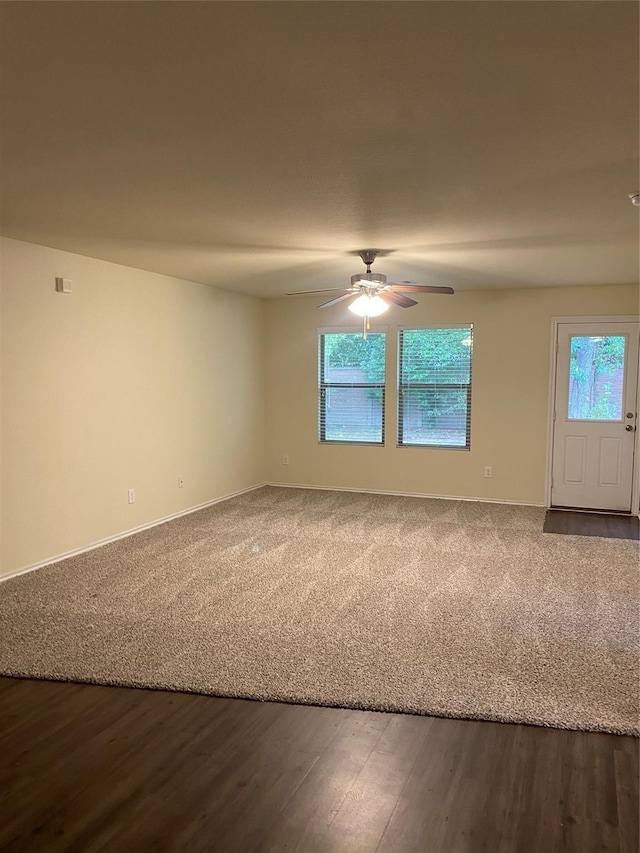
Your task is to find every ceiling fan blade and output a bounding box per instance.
[318,293,358,308]
[382,291,418,308]
[389,284,455,294]
[286,287,354,296]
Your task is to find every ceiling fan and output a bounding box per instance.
[286,250,453,336]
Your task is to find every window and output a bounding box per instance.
[318,331,386,444]
[398,326,473,449]
[567,335,625,421]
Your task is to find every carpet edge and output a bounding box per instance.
[1,670,637,738]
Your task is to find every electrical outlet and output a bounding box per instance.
[282,455,289,465]
[128,488,136,504]
[484,466,493,478]
[178,476,184,489]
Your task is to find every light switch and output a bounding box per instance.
[55,277,72,293]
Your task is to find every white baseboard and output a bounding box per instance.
[0,483,266,584]
[265,481,545,508]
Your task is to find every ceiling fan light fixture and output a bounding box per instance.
[348,294,389,317]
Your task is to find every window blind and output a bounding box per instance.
[398,326,473,449]
[318,332,386,444]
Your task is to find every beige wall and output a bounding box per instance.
[0,238,266,576]
[265,284,639,504]
[2,238,637,578]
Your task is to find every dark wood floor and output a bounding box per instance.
[544,510,640,540]
[0,677,637,853]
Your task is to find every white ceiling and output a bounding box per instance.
[1,1,638,297]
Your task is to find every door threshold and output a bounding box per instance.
[550,506,632,517]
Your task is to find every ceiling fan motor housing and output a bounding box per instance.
[351,272,387,287]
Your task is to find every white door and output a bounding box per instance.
[551,321,639,511]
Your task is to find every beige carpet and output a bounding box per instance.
[1,486,638,735]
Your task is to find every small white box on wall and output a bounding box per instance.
[55,277,72,293]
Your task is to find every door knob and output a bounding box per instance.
[625,424,635,431]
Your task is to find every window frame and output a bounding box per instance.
[397,324,473,451]
[318,327,387,446]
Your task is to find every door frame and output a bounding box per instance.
[545,315,640,515]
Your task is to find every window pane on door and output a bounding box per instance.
[568,335,625,421]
